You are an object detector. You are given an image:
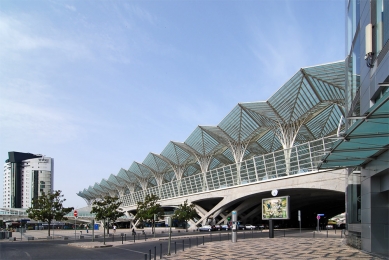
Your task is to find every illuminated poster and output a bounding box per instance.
[262,196,290,220]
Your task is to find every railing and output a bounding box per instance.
[120,137,335,207]
[0,208,28,216]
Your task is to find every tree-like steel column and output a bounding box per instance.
[227,140,251,185]
[273,119,305,175]
[194,154,212,192]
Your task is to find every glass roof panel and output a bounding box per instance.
[117,168,138,183]
[164,171,176,182]
[256,130,282,153]
[303,61,345,88]
[183,165,200,178]
[319,92,389,169]
[209,158,221,170]
[108,174,123,187]
[129,162,154,179]
[185,126,224,155]
[222,148,235,162]
[161,142,191,165]
[142,153,171,173]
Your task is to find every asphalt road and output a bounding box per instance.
[0,229,318,260]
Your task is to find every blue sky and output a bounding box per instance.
[0,0,345,208]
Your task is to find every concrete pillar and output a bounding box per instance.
[361,152,389,257]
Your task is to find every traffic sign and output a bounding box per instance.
[74,210,78,217]
[317,214,325,216]
[316,215,320,220]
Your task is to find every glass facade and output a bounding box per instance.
[346,169,361,224]
[346,0,361,124]
[375,0,389,56]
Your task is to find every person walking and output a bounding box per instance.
[86,225,89,233]
[113,224,117,233]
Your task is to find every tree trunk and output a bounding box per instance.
[106,219,109,235]
[48,220,51,236]
[103,219,106,245]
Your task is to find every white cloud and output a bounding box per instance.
[65,5,77,12]
[0,79,82,144]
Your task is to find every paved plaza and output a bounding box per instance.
[1,229,387,259]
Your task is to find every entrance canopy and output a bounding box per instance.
[319,91,389,169]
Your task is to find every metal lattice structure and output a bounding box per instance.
[77,61,346,204]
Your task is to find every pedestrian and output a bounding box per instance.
[86,225,89,233]
[113,224,117,233]
[132,228,136,236]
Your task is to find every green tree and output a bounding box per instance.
[172,199,197,231]
[90,196,124,244]
[135,194,164,234]
[26,190,73,236]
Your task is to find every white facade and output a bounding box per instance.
[3,156,54,208]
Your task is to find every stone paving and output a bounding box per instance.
[161,237,385,260]
[1,229,387,259]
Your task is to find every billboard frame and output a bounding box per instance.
[262,196,290,220]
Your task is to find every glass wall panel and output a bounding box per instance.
[346,169,361,224]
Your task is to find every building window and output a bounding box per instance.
[375,0,389,56]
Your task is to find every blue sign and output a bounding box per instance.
[317,214,325,216]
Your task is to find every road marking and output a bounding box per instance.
[115,247,148,254]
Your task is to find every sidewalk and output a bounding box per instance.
[161,236,385,260]
[2,229,387,259]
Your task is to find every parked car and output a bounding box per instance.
[221,224,230,230]
[198,225,215,232]
[326,224,334,230]
[238,224,245,230]
[214,224,221,231]
[258,224,265,229]
[245,224,256,230]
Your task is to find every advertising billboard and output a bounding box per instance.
[262,196,290,220]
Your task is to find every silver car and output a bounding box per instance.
[198,225,214,231]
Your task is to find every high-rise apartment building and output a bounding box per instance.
[3,152,54,208]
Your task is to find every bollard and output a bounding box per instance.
[228,232,229,241]
[189,238,191,248]
[327,230,328,238]
[125,234,126,241]
[313,231,315,238]
[145,234,147,241]
[112,234,114,242]
[244,231,245,239]
[134,234,136,243]
[196,236,198,247]
[160,244,162,259]
[149,249,151,260]
[210,233,212,242]
[252,229,254,238]
[220,233,221,241]
[341,229,343,238]
[174,241,176,254]
[183,240,184,251]
[154,246,156,260]
[203,236,204,245]
[284,230,285,237]
[122,235,123,244]
[144,254,147,260]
